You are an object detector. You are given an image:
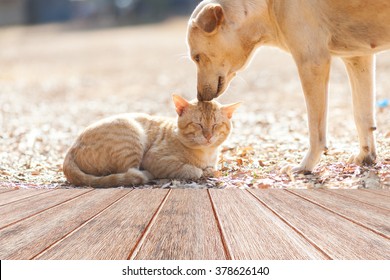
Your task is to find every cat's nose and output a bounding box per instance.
[203,132,212,142]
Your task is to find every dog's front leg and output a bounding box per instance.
[291,55,331,173]
[342,55,377,165]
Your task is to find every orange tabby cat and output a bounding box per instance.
[63,95,240,187]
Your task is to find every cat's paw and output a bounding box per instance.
[179,164,203,180]
[141,170,154,180]
[202,167,217,178]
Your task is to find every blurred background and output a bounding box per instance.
[0,0,200,26]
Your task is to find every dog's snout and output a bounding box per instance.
[197,91,206,101]
[197,89,214,101]
[197,76,226,101]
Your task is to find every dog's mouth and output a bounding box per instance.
[217,72,236,95]
[216,76,225,96]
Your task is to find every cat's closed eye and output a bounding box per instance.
[193,123,203,129]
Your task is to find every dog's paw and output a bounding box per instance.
[348,152,377,166]
[280,164,312,175]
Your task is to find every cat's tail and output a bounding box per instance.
[63,152,151,187]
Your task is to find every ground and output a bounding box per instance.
[0,19,389,189]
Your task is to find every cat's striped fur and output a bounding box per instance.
[63,95,239,187]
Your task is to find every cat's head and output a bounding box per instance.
[172,95,240,149]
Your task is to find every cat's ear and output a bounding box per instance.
[222,102,241,119]
[172,95,190,116]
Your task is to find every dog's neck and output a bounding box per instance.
[221,0,284,49]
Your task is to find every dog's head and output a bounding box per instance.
[187,3,253,101]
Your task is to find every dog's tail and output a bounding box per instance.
[63,151,150,187]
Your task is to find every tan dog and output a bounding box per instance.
[187,0,390,172]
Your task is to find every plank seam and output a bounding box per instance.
[0,190,53,207]
[127,189,172,260]
[0,189,95,231]
[287,190,390,239]
[322,189,390,211]
[247,190,332,260]
[31,189,133,260]
[207,190,233,260]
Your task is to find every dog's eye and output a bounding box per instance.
[194,54,200,63]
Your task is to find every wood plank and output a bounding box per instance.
[288,190,390,237]
[134,189,227,260]
[0,189,130,259]
[325,190,390,210]
[35,189,169,260]
[250,190,390,259]
[209,189,327,260]
[363,189,390,197]
[0,189,91,229]
[0,188,14,194]
[0,189,50,206]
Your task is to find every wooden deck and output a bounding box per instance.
[0,188,389,260]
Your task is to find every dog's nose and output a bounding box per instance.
[197,78,224,101]
[197,91,205,101]
[197,89,214,101]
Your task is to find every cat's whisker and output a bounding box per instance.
[234,74,249,87]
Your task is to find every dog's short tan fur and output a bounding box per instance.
[187,0,390,172]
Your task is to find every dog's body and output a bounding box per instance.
[187,0,390,172]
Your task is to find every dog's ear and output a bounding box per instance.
[193,4,224,34]
[172,94,190,116]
